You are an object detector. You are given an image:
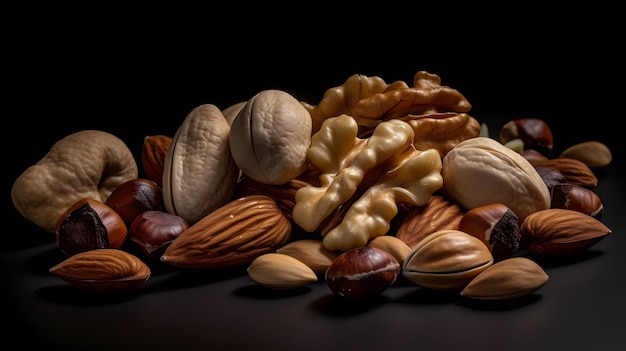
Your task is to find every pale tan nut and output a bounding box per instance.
[141,134,172,187]
[300,73,389,134]
[460,257,549,300]
[276,239,339,275]
[247,253,318,290]
[528,157,598,188]
[366,235,412,266]
[49,248,150,293]
[12,130,138,233]
[399,112,481,158]
[559,141,612,169]
[354,71,472,122]
[402,229,494,291]
[161,195,292,270]
[221,101,247,125]
[230,89,312,185]
[520,208,612,256]
[162,104,239,225]
[395,194,465,249]
[292,114,443,252]
[441,136,551,222]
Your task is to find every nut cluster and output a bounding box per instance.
[11,71,614,304]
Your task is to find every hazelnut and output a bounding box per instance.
[535,165,567,192]
[499,118,553,155]
[56,198,128,256]
[129,210,189,260]
[105,178,163,227]
[457,203,521,261]
[325,246,400,300]
[550,183,603,219]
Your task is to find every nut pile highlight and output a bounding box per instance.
[12,71,613,303]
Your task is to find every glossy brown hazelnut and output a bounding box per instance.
[458,203,521,261]
[129,210,189,260]
[325,246,400,299]
[56,198,128,256]
[499,118,553,155]
[105,178,163,227]
[550,183,603,219]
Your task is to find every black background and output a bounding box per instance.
[3,5,625,350]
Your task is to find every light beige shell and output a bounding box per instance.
[230,89,312,185]
[247,253,317,289]
[442,137,551,221]
[12,130,138,233]
[559,141,612,168]
[276,239,339,275]
[162,104,239,225]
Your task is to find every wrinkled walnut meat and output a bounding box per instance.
[292,114,443,252]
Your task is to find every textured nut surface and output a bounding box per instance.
[12,130,138,233]
[161,195,292,269]
[461,257,548,300]
[49,248,150,293]
[529,158,598,188]
[402,229,494,291]
[163,104,239,224]
[395,194,464,249]
[559,141,612,168]
[141,135,172,187]
[276,239,339,275]
[442,137,551,221]
[521,208,612,256]
[230,89,312,185]
[247,253,317,290]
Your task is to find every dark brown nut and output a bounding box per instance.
[402,229,494,291]
[56,198,128,256]
[105,178,163,227]
[550,183,603,219]
[457,203,521,261]
[326,246,401,299]
[499,117,553,155]
[50,248,150,293]
[395,195,464,249]
[141,135,172,187]
[535,165,567,192]
[522,149,549,163]
[129,210,189,261]
[521,208,612,256]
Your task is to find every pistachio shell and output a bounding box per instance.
[461,257,549,300]
[402,229,494,291]
[247,253,317,290]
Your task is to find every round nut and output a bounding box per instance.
[229,89,312,185]
[105,178,163,227]
[326,246,401,299]
[128,210,189,261]
[550,183,603,219]
[499,117,553,154]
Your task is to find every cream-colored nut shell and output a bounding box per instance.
[559,141,612,168]
[442,137,551,221]
[230,89,312,185]
[247,253,318,289]
[402,229,494,291]
[461,257,549,300]
[276,239,339,275]
[367,235,412,265]
[12,130,138,233]
[163,104,239,224]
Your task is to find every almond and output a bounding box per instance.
[247,253,317,289]
[160,195,292,269]
[49,248,150,293]
[141,135,172,187]
[276,239,339,275]
[529,158,598,188]
[521,208,612,256]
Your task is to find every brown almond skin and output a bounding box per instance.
[161,195,292,269]
[141,135,172,187]
[529,158,598,188]
[521,208,612,256]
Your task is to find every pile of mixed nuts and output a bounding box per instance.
[11,71,613,301]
